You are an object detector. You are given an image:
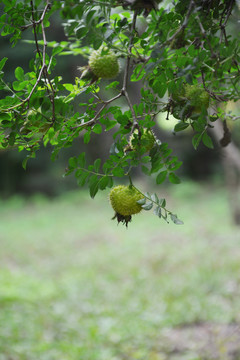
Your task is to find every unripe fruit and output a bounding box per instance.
[130,128,156,153]
[88,47,119,79]
[110,185,144,226]
[171,84,210,120]
[184,84,210,111]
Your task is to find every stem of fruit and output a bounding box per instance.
[128,174,133,187]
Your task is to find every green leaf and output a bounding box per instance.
[92,123,102,134]
[105,81,119,90]
[89,175,99,198]
[168,172,181,184]
[0,57,7,71]
[77,172,89,187]
[84,131,91,144]
[174,122,189,132]
[202,132,214,149]
[12,80,28,91]
[151,157,164,173]
[152,81,167,98]
[142,202,153,210]
[151,193,158,203]
[77,152,86,168]
[159,198,166,207]
[22,157,28,170]
[192,133,202,150]
[105,120,117,131]
[156,170,167,184]
[170,214,184,225]
[142,156,151,163]
[68,156,78,169]
[112,167,125,177]
[153,206,161,218]
[52,45,64,56]
[141,165,150,175]
[170,161,183,172]
[93,158,101,172]
[15,66,24,81]
[137,198,146,205]
[98,176,109,190]
[63,83,74,91]
[0,112,11,120]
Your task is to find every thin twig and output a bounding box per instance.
[219,0,234,44]
[166,0,194,45]
[121,11,139,132]
[195,11,216,58]
[71,92,123,130]
[41,20,56,122]
[22,0,51,30]
[6,1,56,122]
[134,0,195,75]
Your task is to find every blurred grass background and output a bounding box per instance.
[1,181,240,360]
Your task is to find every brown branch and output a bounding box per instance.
[219,0,234,44]
[166,0,194,45]
[10,0,56,123]
[22,1,51,30]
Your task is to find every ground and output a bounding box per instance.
[0,180,240,360]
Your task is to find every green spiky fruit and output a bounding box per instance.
[130,128,156,153]
[109,185,144,226]
[172,84,210,120]
[184,84,210,111]
[88,47,119,79]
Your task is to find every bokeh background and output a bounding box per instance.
[1,3,240,360]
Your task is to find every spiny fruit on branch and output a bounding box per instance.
[184,84,210,111]
[88,46,119,80]
[109,185,144,226]
[129,128,156,153]
[172,83,210,120]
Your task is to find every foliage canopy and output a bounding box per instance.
[0,0,239,224]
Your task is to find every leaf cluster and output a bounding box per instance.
[137,191,183,225]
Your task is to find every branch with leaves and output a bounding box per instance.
[0,0,240,226]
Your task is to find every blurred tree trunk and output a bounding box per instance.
[212,120,240,225]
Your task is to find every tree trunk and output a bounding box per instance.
[211,120,240,225]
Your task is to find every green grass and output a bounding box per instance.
[0,181,240,360]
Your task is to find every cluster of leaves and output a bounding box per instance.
[0,0,240,224]
[136,190,184,224]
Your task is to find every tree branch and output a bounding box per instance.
[73,11,139,132]
[5,1,55,123]
[121,11,139,133]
